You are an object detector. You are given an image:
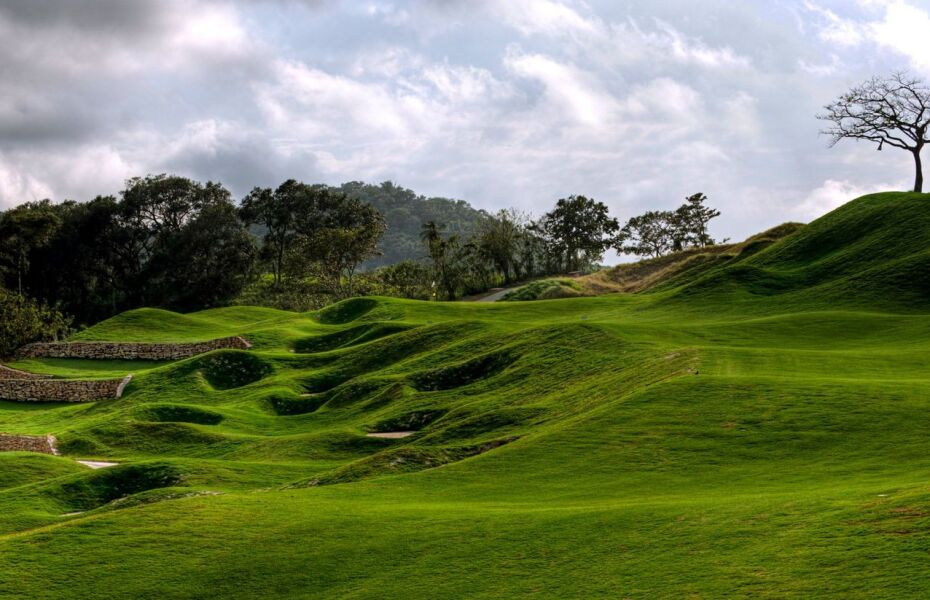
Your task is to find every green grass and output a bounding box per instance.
[502,278,584,300]
[1,192,930,597]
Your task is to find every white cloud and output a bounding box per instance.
[623,77,702,121]
[252,57,517,182]
[0,1,257,79]
[165,3,255,66]
[794,179,898,220]
[493,0,600,38]
[0,158,55,208]
[256,59,429,141]
[804,1,867,46]
[806,0,930,73]
[799,53,842,76]
[869,0,930,72]
[651,21,751,69]
[721,92,761,139]
[505,51,619,126]
[350,46,423,78]
[0,145,135,207]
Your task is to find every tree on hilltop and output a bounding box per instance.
[535,195,619,272]
[619,211,674,258]
[118,175,256,310]
[819,72,930,193]
[677,193,720,248]
[618,193,720,258]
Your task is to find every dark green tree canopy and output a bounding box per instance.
[535,195,619,272]
[620,211,674,258]
[477,209,525,284]
[240,179,318,286]
[0,287,72,358]
[0,175,257,323]
[619,193,721,258]
[289,191,387,298]
[0,200,61,296]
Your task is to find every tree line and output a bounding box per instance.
[0,175,384,326]
[375,193,721,301]
[0,173,722,340]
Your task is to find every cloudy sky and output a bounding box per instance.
[1,0,929,254]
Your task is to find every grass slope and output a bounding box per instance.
[1,192,929,598]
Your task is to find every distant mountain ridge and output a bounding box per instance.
[246,181,489,270]
[334,181,489,269]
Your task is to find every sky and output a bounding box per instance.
[1,0,929,259]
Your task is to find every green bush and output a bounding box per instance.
[0,288,72,358]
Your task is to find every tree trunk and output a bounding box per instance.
[915,149,924,193]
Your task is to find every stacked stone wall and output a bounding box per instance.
[0,375,132,403]
[0,434,57,454]
[16,336,251,360]
[0,364,52,380]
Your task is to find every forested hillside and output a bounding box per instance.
[334,181,489,268]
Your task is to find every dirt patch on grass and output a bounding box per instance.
[365,431,415,439]
[77,461,119,469]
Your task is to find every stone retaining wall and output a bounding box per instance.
[0,434,57,454]
[0,364,52,380]
[16,336,252,360]
[0,375,132,403]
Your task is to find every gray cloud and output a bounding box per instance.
[0,0,165,34]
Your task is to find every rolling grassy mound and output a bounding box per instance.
[1,192,930,597]
[580,221,805,295]
[577,192,930,313]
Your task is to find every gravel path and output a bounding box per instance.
[470,287,514,302]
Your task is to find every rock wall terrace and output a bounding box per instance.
[16,336,252,361]
[0,434,57,454]
[0,364,52,380]
[0,375,132,403]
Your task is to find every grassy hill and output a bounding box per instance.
[1,192,929,597]
[580,221,805,295]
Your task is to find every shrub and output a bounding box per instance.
[0,288,72,358]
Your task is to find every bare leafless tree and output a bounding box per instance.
[818,72,930,193]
